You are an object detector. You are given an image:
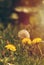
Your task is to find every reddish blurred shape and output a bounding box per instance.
[18,12,29,25]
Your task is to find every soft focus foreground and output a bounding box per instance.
[0,24,44,65]
[0,0,44,65]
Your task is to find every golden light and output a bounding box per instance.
[10,13,19,19]
[42,0,44,4]
[15,7,38,13]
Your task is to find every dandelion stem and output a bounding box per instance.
[37,44,42,56]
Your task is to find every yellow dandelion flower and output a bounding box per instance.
[22,38,32,45]
[32,38,42,44]
[5,44,16,52]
